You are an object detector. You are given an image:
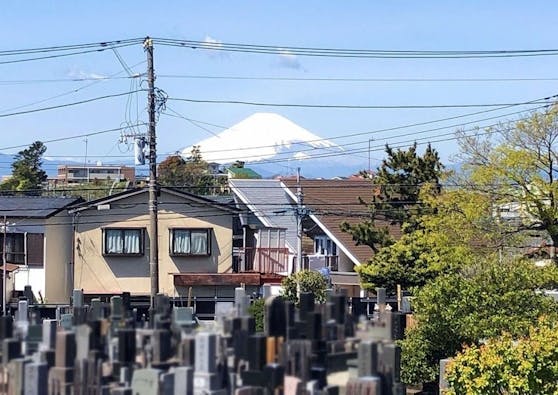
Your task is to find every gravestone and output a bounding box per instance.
[193,332,225,395]
[41,320,57,350]
[59,314,73,331]
[173,366,193,395]
[7,357,31,395]
[0,315,14,339]
[3,338,22,364]
[24,362,48,395]
[264,296,286,338]
[117,328,136,365]
[131,368,162,395]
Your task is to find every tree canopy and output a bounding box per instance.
[158,146,223,194]
[281,270,328,305]
[356,186,505,292]
[0,141,47,195]
[445,320,558,394]
[456,105,558,255]
[341,143,444,253]
[399,258,558,386]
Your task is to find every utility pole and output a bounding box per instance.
[2,216,7,316]
[296,168,304,291]
[144,37,159,311]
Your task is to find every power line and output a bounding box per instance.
[0,122,146,151]
[158,74,558,83]
[0,38,143,56]
[5,74,558,85]
[0,42,142,65]
[162,100,552,159]
[167,97,553,109]
[0,90,145,119]
[153,38,558,59]
[0,61,146,114]
[0,76,135,85]
[3,95,542,161]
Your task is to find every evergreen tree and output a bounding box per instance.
[341,143,444,252]
[0,141,47,195]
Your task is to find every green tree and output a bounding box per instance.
[248,297,266,332]
[281,270,328,305]
[399,258,558,387]
[158,155,189,186]
[445,320,558,395]
[341,143,444,253]
[0,141,47,195]
[357,187,505,292]
[456,105,558,257]
[158,146,217,194]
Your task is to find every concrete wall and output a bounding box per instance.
[73,191,234,296]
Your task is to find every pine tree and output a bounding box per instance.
[341,143,444,252]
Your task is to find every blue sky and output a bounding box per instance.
[1,1,558,176]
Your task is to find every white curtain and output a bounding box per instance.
[106,229,123,253]
[191,230,208,255]
[123,230,140,254]
[106,229,140,254]
[173,230,191,254]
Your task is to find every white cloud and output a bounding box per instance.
[67,69,107,80]
[276,49,303,70]
[202,35,229,59]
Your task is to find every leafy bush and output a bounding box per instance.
[248,297,266,332]
[445,320,558,394]
[399,259,558,386]
[281,270,328,305]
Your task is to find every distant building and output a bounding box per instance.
[57,164,135,184]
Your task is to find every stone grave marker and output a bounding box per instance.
[24,362,48,395]
[172,366,193,395]
[131,368,162,395]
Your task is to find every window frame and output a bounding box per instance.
[169,228,212,257]
[0,233,26,264]
[102,227,145,256]
[314,235,337,256]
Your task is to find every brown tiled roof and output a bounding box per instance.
[282,179,402,264]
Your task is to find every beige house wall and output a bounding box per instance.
[5,213,74,304]
[44,212,74,303]
[73,191,233,296]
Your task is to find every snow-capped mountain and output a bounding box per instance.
[181,113,365,178]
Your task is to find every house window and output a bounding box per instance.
[314,236,337,256]
[170,229,211,256]
[0,233,25,264]
[103,228,144,255]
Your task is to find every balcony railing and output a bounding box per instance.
[233,247,289,274]
[305,254,339,271]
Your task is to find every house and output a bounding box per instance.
[69,187,279,311]
[229,179,297,275]
[281,179,391,295]
[0,196,83,304]
[229,178,392,296]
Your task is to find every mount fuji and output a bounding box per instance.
[181,113,366,178]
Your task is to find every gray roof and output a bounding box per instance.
[0,196,82,218]
[229,179,298,252]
